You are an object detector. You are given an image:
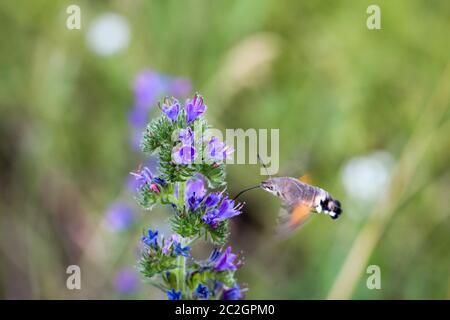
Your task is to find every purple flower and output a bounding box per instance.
[173,127,197,166]
[133,70,163,109]
[171,234,181,243]
[204,192,222,208]
[162,98,180,122]
[126,173,141,192]
[162,238,172,255]
[114,268,139,295]
[216,196,242,219]
[105,202,135,231]
[201,209,219,226]
[173,241,190,257]
[186,179,206,198]
[209,248,222,263]
[214,247,237,272]
[185,94,207,124]
[142,229,158,248]
[130,166,153,187]
[172,145,197,164]
[207,137,233,162]
[185,178,206,211]
[202,196,242,225]
[195,284,209,299]
[179,127,194,145]
[167,288,182,300]
[222,284,242,300]
[130,166,166,192]
[161,235,180,254]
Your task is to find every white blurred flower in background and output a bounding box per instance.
[86,13,130,56]
[340,151,395,203]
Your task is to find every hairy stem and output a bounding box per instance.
[176,181,186,294]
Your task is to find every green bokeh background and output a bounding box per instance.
[0,0,449,299]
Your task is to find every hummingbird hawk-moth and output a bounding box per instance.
[235,176,342,237]
[260,177,342,236]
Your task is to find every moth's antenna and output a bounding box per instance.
[257,153,272,178]
[233,185,260,200]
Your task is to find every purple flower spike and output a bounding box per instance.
[207,137,233,162]
[223,284,242,300]
[179,127,194,145]
[162,98,180,122]
[185,178,206,211]
[172,145,197,165]
[214,247,237,272]
[185,94,207,124]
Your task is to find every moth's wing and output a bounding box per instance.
[274,203,313,239]
[298,174,312,185]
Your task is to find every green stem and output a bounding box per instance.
[176,253,186,294]
[177,181,186,212]
[176,181,186,294]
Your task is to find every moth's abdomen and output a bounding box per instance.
[311,187,329,208]
[315,188,342,220]
[301,185,320,208]
[287,179,320,208]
